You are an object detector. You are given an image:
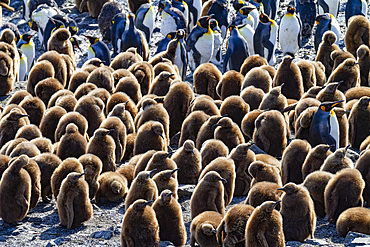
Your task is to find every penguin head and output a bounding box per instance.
[323,31,337,45]
[20,32,35,43]
[324,81,342,93]
[282,56,294,64]
[167,31,177,40]
[204,171,227,183]
[83,35,99,45]
[228,25,238,35]
[70,36,82,52]
[259,13,270,24]
[175,29,185,40]
[315,13,330,25]
[158,0,171,12]
[239,5,255,16]
[209,19,219,31]
[277,182,300,195]
[343,58,359,68]
[159,189,174,203]
[286,5,295,14]
[8,108,29,121]
[254,0,262,3]
[318,100,344,112]
[183,139,195,152]
[259,200,281,213]
[68,24,79,36]
[151,122,165,139]
[358,96,370,107]
[201,223,217,236]
[132,199,154,211]
[357,44,370,59]
[28,20,39,32]
[197,15,214,29]
[66,172,86,184]
[333,145,350,159]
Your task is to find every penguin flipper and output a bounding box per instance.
[136,21,150,43]
[222,48,231,73]
[262,39,274,64]
[320,129,337,151]
[318,0,329,13]
[181,48,188,80]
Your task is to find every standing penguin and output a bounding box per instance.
[173,29,187,80]
[279,183,316,242]
[278,5,301,56]
[111,13,129,56]
[314,14,341,51]
[84,35,111,66]
[296,0,316,38]
[18,50,28,81]
[121,199,160,247]
[172,0,189,27]
[120,14,149,60]
[135,3,155,43]
[253,13,277,65]
[186,15,214,72]
[206,0,229,39]
[158,0,187,37]
[309,100,343,151]
[317,0,340,17]
[57,172,93,229]
[223,25,249,73]
[209,19,222,67]
[17,31,35,74]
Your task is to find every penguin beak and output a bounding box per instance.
[277,187,285,192]
[272,200,281,209]
[220,178,227,184]
[191,149,195,155]
[335,81,343,89]
[144,200,154,206]
[17,114,29,119]
[170,168,179,175]
[165,151,174,158]
[212,123,220,128]
[212,229,218,234]
[330,100,344,108]
[221,114,228,118]
[158,133,165,139]
[78,173,86,178]
[124,101,129,105]
[206,14,215,21]
[104,129,114,135]
[344,144,351,153]
[149,169,157,177]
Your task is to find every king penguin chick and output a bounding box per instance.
[278,5,301,56]
[145,151,177,177]
[51,158,84,199]
[216,204,254,247]
[200,139,229,169]
[153,190,186,246]
[301,144,331,179]
[57,123,87,160]
[336,207,370,237]
[327,58,360,93]
[78,153,102,199]
[190,170,226,219]
[320,145,353,174]
[348,96,370,149]
[121,199,160,247]
[356,44,370,87]
[0,108,28,148]
[152,168,178,198]
[273,56,303,100]
[316,81,345,106]
[95,171,128,203]
[228,143,255,196]
[57,172,92,229]
[281,139,311,185]
[190,211,223,247]
[253,110,287,157]
[87,128,116,172]
[193,63,222,100]
[324,168,365,223]
[315,31,340,78]
[309,100,343,151]
[47,28,74,64]
[124,170,158,210]
[245,201,285,247]
[133,121,167,155]
[355,149,370,204]
[0,155,31,224]
[314,14,341,52]
[344,15,370,56]
[214,117,245,151]
[0,50,16,96]
[171,140,201,184]
[302,171,333,217]
[279,183,316,242]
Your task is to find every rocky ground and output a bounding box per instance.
[0,0,369,245]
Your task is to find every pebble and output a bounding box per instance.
[90,230,113,240]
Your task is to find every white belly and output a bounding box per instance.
[210,31,222,65]
[329,112,340,150]
[143,7,154,42]
[267,23,277,65]
[279,16,300,55]
[330,17,341,45]
[175,43,184,76]
[160,13,177,36]
[250,9,259,30]
[195,32,214,64]
[88,46,95,60]
[21,44,35,72]
[19,55,28,82]
[239,24,255,55]
[361,0,367,17]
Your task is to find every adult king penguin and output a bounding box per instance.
[345,0,367,26]
[309,100,344,152]
[278,5,301,56]
[253,13,277,65]
[184,0,202,30]
[209,19,222,67]
[17,31,36,74]
[223,25,249,73]
[314,13,340,51]
[206,0,229,39]
[84,35,111,66]
[111,13,129,56]
[158,0,187,37]
[135,3,155,43]
[174,29,188,81]
[296,0,316,38]
[186,15,214,72]
[317,0,340,17]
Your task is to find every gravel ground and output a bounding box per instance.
[0,0,369,245]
